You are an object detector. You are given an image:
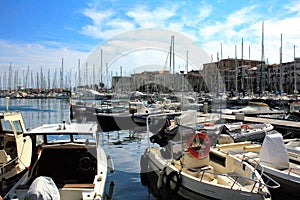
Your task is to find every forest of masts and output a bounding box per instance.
[0,58,112,91]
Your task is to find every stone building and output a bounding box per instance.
[111,58,300,95]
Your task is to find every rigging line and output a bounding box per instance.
[164,51,170,70]
[17,138,30,169]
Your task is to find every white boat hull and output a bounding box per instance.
[143,150,270,200]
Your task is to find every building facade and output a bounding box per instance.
[111,58,300,95]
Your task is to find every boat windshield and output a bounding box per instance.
[41,133,96,144]
[12,120,23,134]
[0,119,23,135]
[1,119,13,132]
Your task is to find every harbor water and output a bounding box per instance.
[0,98,294,200]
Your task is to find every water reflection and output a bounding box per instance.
[0,98,70,128]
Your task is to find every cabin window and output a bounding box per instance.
[46,134,71,143]
[209,151,226,167]
[73,134,95,143]
[1,119,13,132]
[12,120,23,134]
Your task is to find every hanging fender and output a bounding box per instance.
[165,170,182,194]
[156,167,167,190]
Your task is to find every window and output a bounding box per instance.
[1,119,13,132]
[13,120,23,134]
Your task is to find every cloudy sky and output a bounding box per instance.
[1,0,300,78]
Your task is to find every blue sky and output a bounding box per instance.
[1,0,300,76]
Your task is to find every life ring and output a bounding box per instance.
[166,171,182,194]
[241,124,250,129]
[204,123,214,126]
[187,132,210,158]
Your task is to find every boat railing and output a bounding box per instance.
[287,167,300,175]
[0,156,19,176]
[241,156,281,190]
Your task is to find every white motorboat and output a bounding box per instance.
[181,96,203,112]
[220,102,284,117]
[221,122,274,142]
[0,111,32,196]
[216,133,300,199]
[284,138,300,164]
[140,113,274,200]
[4,122,114,200]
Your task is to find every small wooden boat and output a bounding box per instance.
[0,111,32,196]
[216,133,300,199]
[141,113,274,200]
[4,122,113,200]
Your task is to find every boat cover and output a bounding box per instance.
[259,133,289,169]
[24,176,60,200]
[177,110,197,126]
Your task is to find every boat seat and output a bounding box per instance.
[183,165,214,181]
[198,166,214,181]
[0,150,11,165]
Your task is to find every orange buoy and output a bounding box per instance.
[241,124,250,129]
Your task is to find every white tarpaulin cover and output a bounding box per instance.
[24,176,60,200]
[259,133,289,169]
[177,110,197,126]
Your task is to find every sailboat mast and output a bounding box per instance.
[235,45,238,92]
[260,21,264,96]
[172,36,175,74]
[186,50,189,73]
[241,38,244,90]
[280,33,283,93]
[8,62,12,91]
[220,43,223,60]
[93,64,95,85]
[78,59,81,87]
[60,58,64,89]
[48,69,50,90]
[294,45,297,93]
[241,38,244,66]
[101,49,103,84]
[86,62,88,86]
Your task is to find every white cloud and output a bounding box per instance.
[127,5,177,28]
[199,1,300,64]
[199,5,257,41]
[0,40,88,73]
